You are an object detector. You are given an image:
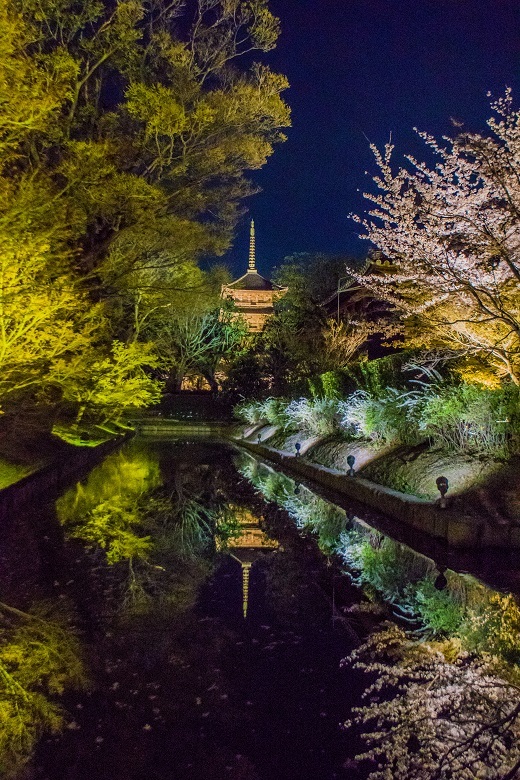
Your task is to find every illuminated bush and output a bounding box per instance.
[258,397,291,426]
[233,399,265,424]
[284,396,342,436]
[339,388,418,444]
[418,383,520,456]
[412,577,464,635]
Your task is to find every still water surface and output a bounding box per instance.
[2,440,367,780]
[3,438,519,780]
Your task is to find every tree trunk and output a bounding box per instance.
[165,368,183,394]
[202,371,219,394]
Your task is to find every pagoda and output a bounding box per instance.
[219,505,279,619]
[221,220,287,332]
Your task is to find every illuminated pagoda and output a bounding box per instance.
[221,220,287,332]
[220,505,279,619]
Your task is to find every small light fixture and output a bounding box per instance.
[436,476,449,508]
[434,565,448,591]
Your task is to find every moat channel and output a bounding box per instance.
[2,438,519,780]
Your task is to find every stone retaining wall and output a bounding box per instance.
[233,435,518,550]
[132,418,237,438]
[0,435,130,524]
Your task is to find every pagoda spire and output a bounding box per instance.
[248,219,257,272]
[242,562,251,619]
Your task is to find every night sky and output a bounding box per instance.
[224,0,520,277]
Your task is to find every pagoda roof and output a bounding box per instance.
[234,306,274,315]
[224,270,284,291]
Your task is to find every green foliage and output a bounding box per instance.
[418,383,520,456]
[153,305,249,392]
[284,396,342,436]
[54,340,162,425]
[233,399,265,424]
[236,452,346,555]
[213,506,246,549]
[340,530,468,634]
[221,351,270,403]
[69,499,153,564]
[244,365,519,456]
[143,495,215,559]
[0,603,87,778]
[56,446,161,563]
[0,0,290,422]
[314,370,349,400]
[258,252,366,394]
[344,534,431,603]
[461,592,520,665]
[272,252,360,307]
[258,397,291,426]
[338,388,418,444]
[343,353,414,397]
[284,491,347,555]
[411,578,464,635]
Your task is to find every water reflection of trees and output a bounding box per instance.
[345,622,520,780]
[236,453,520,777]
[235,453,347,555]
[56,444,254,611]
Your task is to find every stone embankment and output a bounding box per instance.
[132,417,236,438]
[232,424,519,551]
[0,434,130,524]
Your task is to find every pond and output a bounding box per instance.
[2,439,520,780]
[1,440,368,780]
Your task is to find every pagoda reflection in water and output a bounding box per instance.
[219,505,279,618]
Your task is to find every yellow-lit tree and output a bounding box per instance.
[0,0,290,422]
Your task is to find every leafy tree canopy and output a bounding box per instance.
[0,0,290,421]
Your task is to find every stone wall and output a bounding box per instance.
[0,436,129,524]
[233,433,519,550]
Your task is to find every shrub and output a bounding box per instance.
[342,533,432,604]
[234,397,293,427]
[233,399,265,424]
[419,383,520,456]
[284,396,342,436]
[411,577,464,635]
[309,370,350,400]
[343,352,415,397]
[257,397,291,427]
[338,388,418,444]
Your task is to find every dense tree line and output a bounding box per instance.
[0,0,289,428]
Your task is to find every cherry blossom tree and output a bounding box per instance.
[354,92,520,386]
[344,622,520,780]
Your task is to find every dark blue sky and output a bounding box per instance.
[224,0,520,277]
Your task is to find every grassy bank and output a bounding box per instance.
[234,380,520,522]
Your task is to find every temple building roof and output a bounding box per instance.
[221,220,287,332]
[223,220,285,291]
[225,271,282,291]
